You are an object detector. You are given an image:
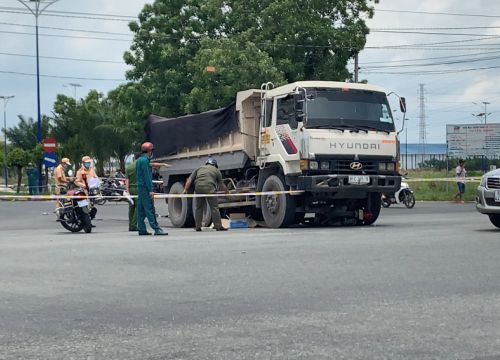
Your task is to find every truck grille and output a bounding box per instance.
[487,177,500,189]
[330,160,378,174]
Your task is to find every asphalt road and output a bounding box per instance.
[1,200,500,360]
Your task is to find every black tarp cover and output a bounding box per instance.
[145,102,237,157]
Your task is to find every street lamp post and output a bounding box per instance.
[1,96,15,188]
[473,101,492,124]
[17,0,60,191]
[405,118,410,170]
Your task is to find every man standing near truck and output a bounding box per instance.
[136,142,168,236]
[183,158,229,232]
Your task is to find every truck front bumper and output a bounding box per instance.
[476,186,500,215]
[297,174,401,193]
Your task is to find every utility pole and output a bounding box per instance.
[354,54,359,83]
[0,95,15,188]
[16,0,61,191]
[419,84,427,162]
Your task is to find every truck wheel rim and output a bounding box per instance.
[265,195,279,214]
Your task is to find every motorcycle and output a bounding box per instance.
[96,176,127,205]
[381,178,415,209]
[55,187,93,233]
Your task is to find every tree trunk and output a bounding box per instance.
[96,160,105,178]
[16,166,22,194]
[119,155,126,173]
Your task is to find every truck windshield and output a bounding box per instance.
[305,88,395,132]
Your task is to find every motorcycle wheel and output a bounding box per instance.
[60,212,84,233]
[381,200,391,208]
[81,213,92,233]
[403,191,416,209]
[94,198,106,205]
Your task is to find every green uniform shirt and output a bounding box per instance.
[136,154,153,192]
[126,160,137,195]
[191,164,222,193]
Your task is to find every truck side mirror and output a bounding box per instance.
[294,93,305,122]
[399,97,407,113]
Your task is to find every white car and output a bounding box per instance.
[476,168,500,228]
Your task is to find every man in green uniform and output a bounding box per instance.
[183,158,229,232]
[136,142,168,236]
[127,153,170,231]
[126,153,140,231]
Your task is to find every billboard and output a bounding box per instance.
[446,123,500,158]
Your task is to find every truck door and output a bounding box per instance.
[267,94,301,162]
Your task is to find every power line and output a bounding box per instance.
[0,21,132,37]
[0,9,132,22]
[0,6,136,20]
[362,54,500,69]
[360,65,500,75]
[375,8,500,19]
[369,30,500,37]
[371,26,500,30]
[360,50,500,64]
[0,70,125,81]
[0,30,132,42]
[0,51,124,64]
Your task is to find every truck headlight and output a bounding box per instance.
[386,163,395,171]
[378,162,387,171]
[320,161,330,170]
[480,176,487,187]
[310,161,319,170]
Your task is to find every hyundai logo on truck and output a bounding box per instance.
[350,162,363,170]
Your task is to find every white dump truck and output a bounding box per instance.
[146,81,403,228]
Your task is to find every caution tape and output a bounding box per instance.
[0,190,305,201]
[405,177,480,183]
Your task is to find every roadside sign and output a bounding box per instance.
[446,123,500,158]
[42,137,57,153]
[43,152,58,168]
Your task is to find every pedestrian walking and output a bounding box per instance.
[454,159,466,204]
[136,142,168,236]
[183,158,229,232]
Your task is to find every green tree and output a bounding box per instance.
[3,115,50,151]
[124,0,377,117]
[7,147,31,193]
[185,38,285,113]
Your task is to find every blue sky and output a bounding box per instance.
[1,0,499,144]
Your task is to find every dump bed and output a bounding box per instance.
[148,90,262,164]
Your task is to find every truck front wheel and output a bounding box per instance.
[168,182,194,228]
[357,192,382,226]
[261,175,296,228]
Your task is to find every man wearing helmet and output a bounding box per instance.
[75,155,97,189]
[183,157,229,232]
[54,157,72,195]
[136,142,168,236]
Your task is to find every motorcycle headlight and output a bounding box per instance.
[310,161,319,170]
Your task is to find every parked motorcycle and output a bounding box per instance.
[55,188,92,233]
[381,178,415,209]
[97,176,127,205]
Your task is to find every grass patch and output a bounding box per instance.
[405,170,480,202]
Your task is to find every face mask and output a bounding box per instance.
[84,162,91,169]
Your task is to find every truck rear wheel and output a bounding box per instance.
[488,214,500,228]
[261,175,296,228]
[192,197,212,227]
[168,182,194,228]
